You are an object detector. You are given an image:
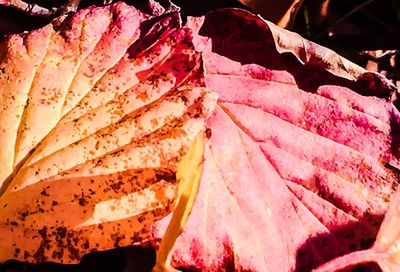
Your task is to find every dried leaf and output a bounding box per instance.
[1,2,399,271]
[151,8,400,271]
[153,132,205,272]
[0,0,56,17]
[313,188,400,272]
[0,2,217,263]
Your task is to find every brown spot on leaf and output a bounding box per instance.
[78,198,88,206]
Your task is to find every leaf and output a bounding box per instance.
[0,2,217,263]
[0,0,56,18]
[1,2,399,271]
[150,8,400,271]
[313,188,400,272]
[153,132,205,272]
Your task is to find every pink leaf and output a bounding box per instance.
[313,189,400,272]
[0,3,399,271]
[151,8,400,272]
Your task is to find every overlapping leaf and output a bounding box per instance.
[313,187,400,272]
[1,2,400,271]
[0,2,217,263]
[151,8,400,271]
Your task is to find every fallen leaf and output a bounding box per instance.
[151,8,400,271]
[153,132,206,272]
[313,188,400,272]
[0,2,217,263]
[1,2,399,271]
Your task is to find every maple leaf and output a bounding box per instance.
[151,8,400,272]
[0,2,217,263]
